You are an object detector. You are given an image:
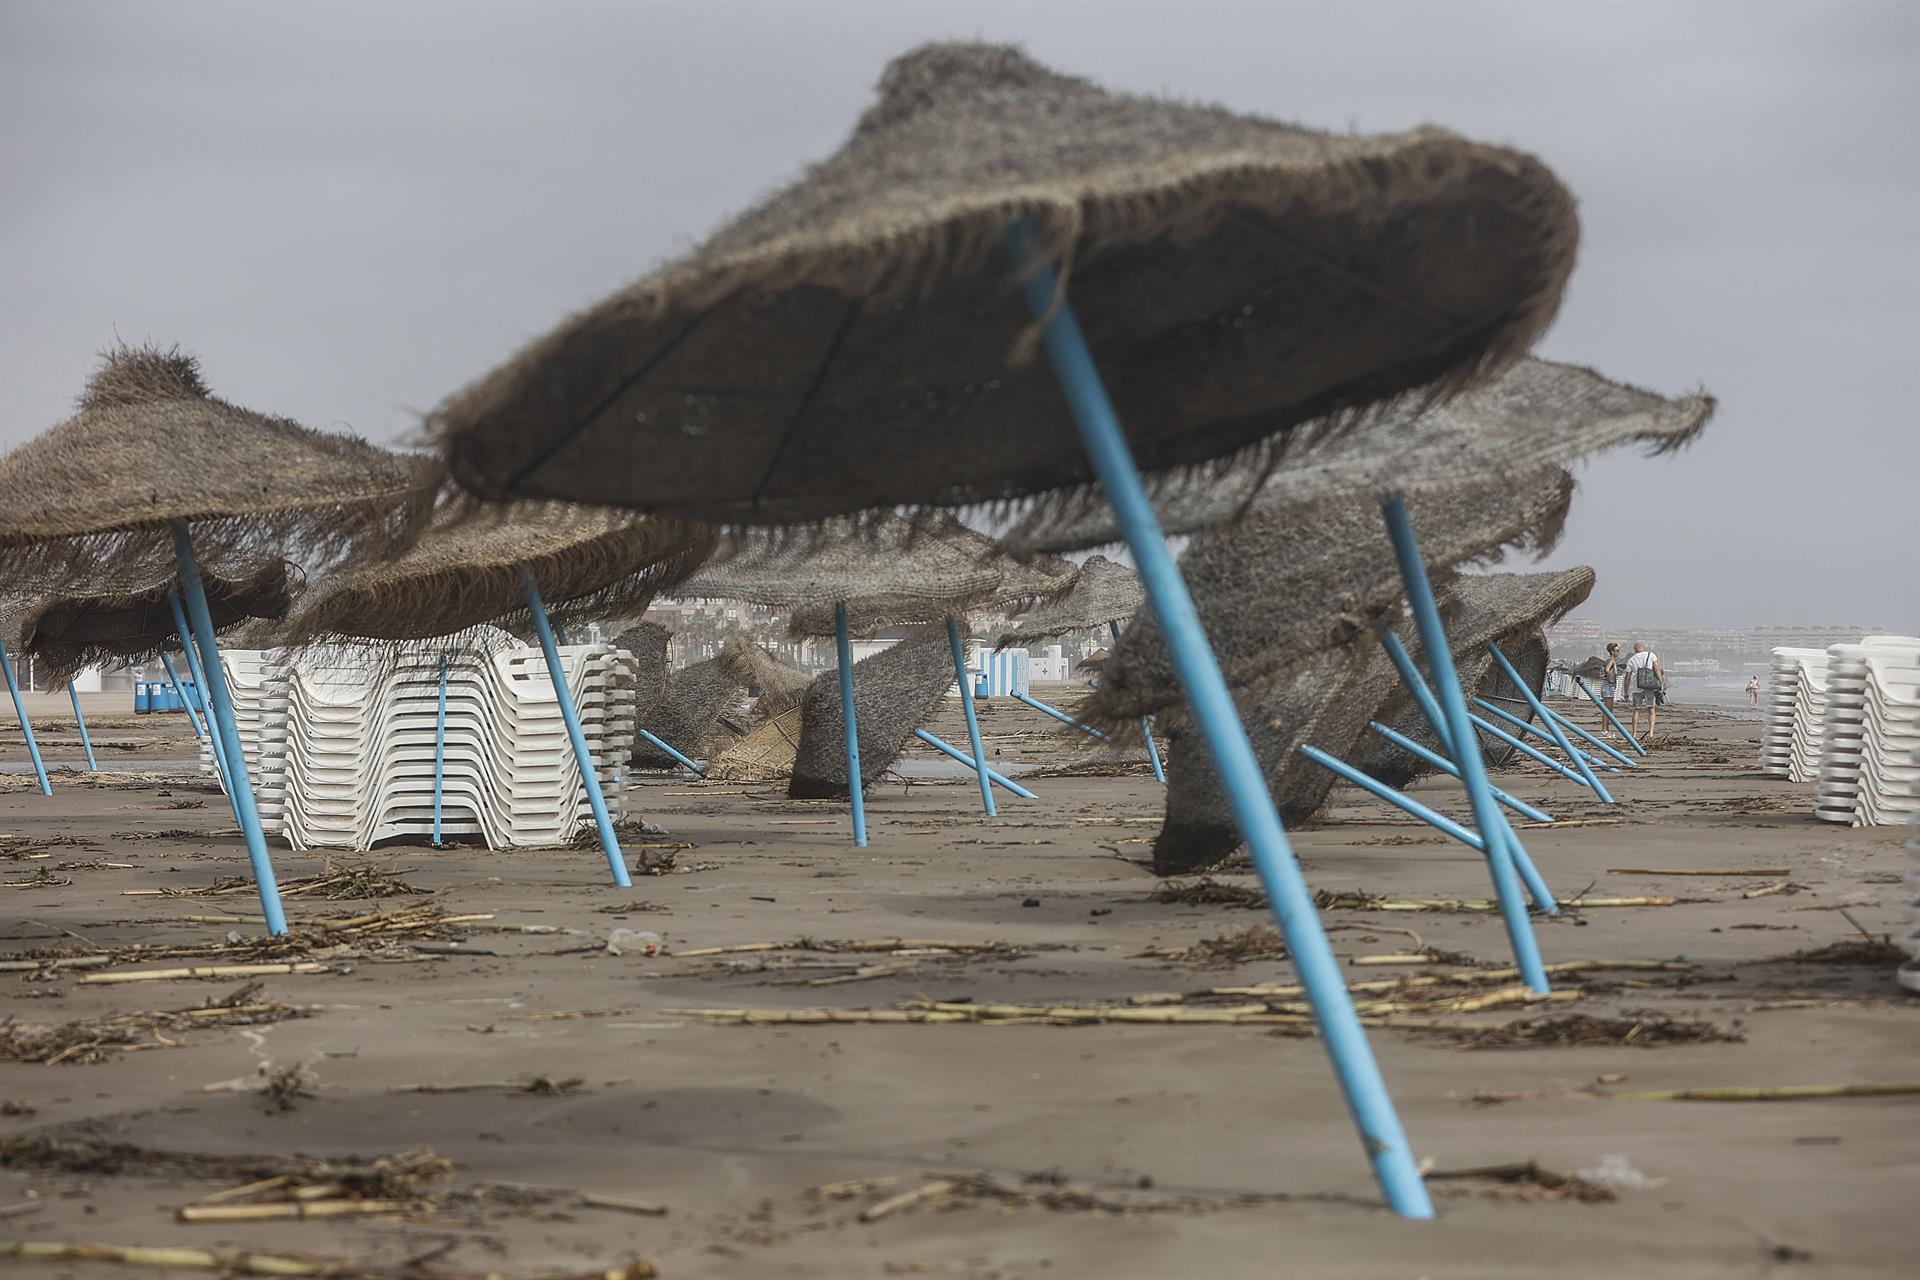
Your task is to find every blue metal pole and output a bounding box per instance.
[947,619,996,816]
[912,728,1039,799]
[170,522,287,936]
[159,651,208,741]
[833,602,868,849]
[1467,710,1593,785]
[167,593,240,824]
[521,566,630,886]
[66,683,98,772]
[1574,676,1645,755]
[1380,493,1548,993]
[637,727,706,776]
[432,653,448,848]
[1110,623,1165,782]
[1366,722,1554,824]
[1009,219,1431,1219]
[1474,698,1620,783]
[1538,701,1636,768]
[1141,716,1166,783]
[0,640,51,796]
[553,624,570,647]
[1299,746,1489,849]
[1483,644,1618,805]
[1010,690,1111,741]
[1372,629,1559,912]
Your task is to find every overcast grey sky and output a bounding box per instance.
[3,0,1913,629]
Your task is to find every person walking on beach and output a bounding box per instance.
[1746,676,1759,707]
[1625,642,1667,742]
[1600,643,1623,728]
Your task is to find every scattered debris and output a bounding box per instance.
[1769,939,1905,966]
[1609,1082,1920,1102]
[0,999,307,1066]
[1417,1012,1743,1050]
[1424,1161,1615,1203]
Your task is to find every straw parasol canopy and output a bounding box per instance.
[633,654,748,769]
[0,346,440,579]
[719,637,813,717]
[433,42,1578,527]
[789,625,956,799]
[1090,475,1575,724]
[1,558,298,686]
[679,513,1073,637]
[284,501,717,644]
[995,554,1144,648]
[1152,566,1594,874]
[610,621,673,719]
[1006,357,1716,551]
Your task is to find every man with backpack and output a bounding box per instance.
[1625,642,1667,743]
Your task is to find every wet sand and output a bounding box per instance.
[1,697,1911,1278]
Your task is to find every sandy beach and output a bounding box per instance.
[1,694,1911,1279]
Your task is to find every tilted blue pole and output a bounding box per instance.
[947,618,996,817]
[1009,219,1431,1219]
[170,522,286,936]
[833,602,868,848]
[1366,722,1553,824]
[0,640,51,796]
[553,624,570,647]
[521,566,630,887]
[66,683,98,772]
[912,728,1039,799]
[1011,690,1112,741]
[1372,628,1558,912]
[1141,716,1166,783]
[637,727,706,776]
[1574,676,1645,755]
[1111,623,1165,782]
[1484,644,1618,805]
[1467,709,1594,785]
[1300,746,1489,850]
[1381,493,1548,993]
[167,593,240,824]
[159,650,208,741]
[1474,698,1620,782]
[1538,700,1636,768]
[432,653,449,847]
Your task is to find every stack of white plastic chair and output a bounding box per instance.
[204,637,637,850]
[1761,647,1826,778]
[1900,757,1919,994]
[1813,637,1920,827]
[198,648,293,831]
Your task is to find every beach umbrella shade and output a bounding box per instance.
[0,346,441,935]
[1154,566,1595,874]
[994,555,1143,648]
[788,625,956,799]
[433,43,1576,531]
[1082,358,1713,720]
[3,558,298,689]
[431,42,1588,1217]
[632,652,750,771]
[285,500,716,886]
[610,621,673,721]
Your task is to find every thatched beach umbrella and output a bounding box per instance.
[284,501,715,885]
[1086,359,1714,718]
[1154,567,1596,875]
[0,346,440,935]
[1,559,298,780]
[993,556,1143,649]
[434,43,1575,532]
[427,42,1589,1214]
[680,513,1073,835]
[787,626,956,800]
